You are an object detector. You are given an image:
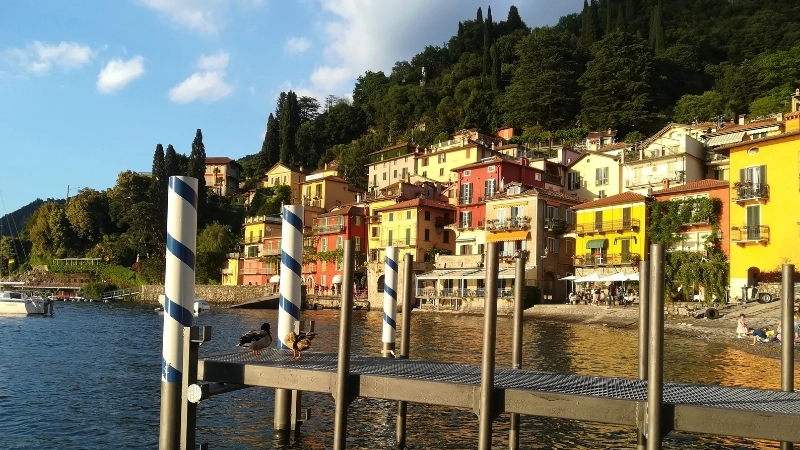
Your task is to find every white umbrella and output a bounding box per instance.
[601,272,629,282]
[574,273,600,283]
[269,275,280,283]
[559,275,577,281]
[625,272,640,281]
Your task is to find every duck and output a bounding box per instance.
[285,330,317,360]
[238,323,272,355]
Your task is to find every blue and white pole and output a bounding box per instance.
[159,176,197,450]
[382,246,399,357]
[275,204,303,436]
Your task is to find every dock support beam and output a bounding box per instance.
[508,252,525,450]
[478,242,500,450]
[382,247,399,357]
[396,253,414,449]
[781,264,794,450]
[333,240,355,450]
[637,258,650,450]
[647,244,664,450]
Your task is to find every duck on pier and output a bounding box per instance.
[238,323,272,355]
[285,331,316,360]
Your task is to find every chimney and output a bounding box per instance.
[738,114,746,126]
[356,194,361,203]
[662,178,670,190]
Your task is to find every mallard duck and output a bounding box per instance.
[285,331,317,360]
[238,323,272,355]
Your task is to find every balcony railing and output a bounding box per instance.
[242,237,262,244]
[262,248,280,256]
[367,215,382,223]
[485,217,531,231]
[544,218,567,232]
[458,196,473,205]
[575,218,640,234]
[733,183,769,203]
[731,225,770,244]
[312,224,345,234]
[544,174,562,185]
[435,216,454,227]
[379,239,417,247]
[573,253,641,267]
[240,267,265,275]
[416,288,513,298]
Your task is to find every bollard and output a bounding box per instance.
[478,242,500,450]
[509,253,525,450]
[647,244,665,450]
[383,247,399,357]
[637,259,650,450]
[159,176,197,450]
[781,264,794,450]
[333,240,355,450]
[396,253,414,448]
[275,205,304,441]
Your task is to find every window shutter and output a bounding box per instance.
[554,239,560,254]
[759,165,766,184]
[739,168,746,182]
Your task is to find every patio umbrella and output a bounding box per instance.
[625,272,640,281]
[574,273,600,283]
[558,275,577,281]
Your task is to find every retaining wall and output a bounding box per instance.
[140,285,278,305]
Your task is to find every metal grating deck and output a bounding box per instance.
[200,349,800,416]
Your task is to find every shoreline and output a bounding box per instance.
[524,302,800,361]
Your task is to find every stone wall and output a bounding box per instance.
[141,284,278,305]
[664,301,716,319]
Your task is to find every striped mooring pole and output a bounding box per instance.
[382,247,399,357]
[275,204,304,439]
[159,176,198,450]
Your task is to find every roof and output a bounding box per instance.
[571,191,648,210]
[487,186,583,205]
[711,130,800,152]
[205,157,242,168]
[651,179,729,197]
[266,161,308,174]
[567,151,619,168]
[450,156,524,172]
[317,205,366,218]
[375,198,455,213]
[368,141,417,156]
[703,119,780,137]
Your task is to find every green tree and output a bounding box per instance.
[148,144,168,240]
[648,1,665,53]
[578,31,655,134]
[352,71,390,126]
[279,91,300,163]
[64,188,109,246]
[504,27,580,130]
[580,0,599,51]
[195,222,238,284]
[297,96,320,124]
[673,91,725,123]
[255,113,279,177]
[164,144,179,178]
[187,128,207,223]
[482,6,493,78]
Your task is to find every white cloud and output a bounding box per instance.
[301,0,583,99]
[197,51,229,71]
[168,52,233,103]
[284,37,311,55]
[248,86,256,95]
[3,41,96,75]
[137,0,264,34]
[97,56,145,94]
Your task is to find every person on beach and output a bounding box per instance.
[748,327,769,345]
[736,314,748,338]
[592,285,601,306]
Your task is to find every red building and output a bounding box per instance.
[302,205,368,295]
[452,156,546,229]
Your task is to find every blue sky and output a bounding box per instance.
[0,0,583,213]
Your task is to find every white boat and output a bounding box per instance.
[0,291,54,315]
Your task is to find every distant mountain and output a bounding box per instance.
[1,198,63,237]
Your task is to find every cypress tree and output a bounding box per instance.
[476,6,483,24]
[256,113,280,176]
[279,92,299,163]
[490,44,501,91]
[164,144,178,178]
[616,5,626,31]
[626,0,636,30]
[187,129,207,220]
[151,144,166,185]
[482,6,493,78]
[648,1,665,53]
[505,5,524,31]
[580,0,598,49]
[604,0,613,34]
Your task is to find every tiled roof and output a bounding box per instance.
[567,151,619,168]
[487,186,583,205]
[375,198,455,212]
[651,179,729,196]
[451,156,529,171]
[368,141,418,156]
[318,205,366,217]
[571,191,648,210]
[703,119,780,136]
[597,142,631,152]
[711,130,800,152]
[205,156,236,165]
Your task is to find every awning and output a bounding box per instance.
[331,274,342,284]
[486,231,530,243]
[706,131,745,147]
[456,237,476,243]
[575,273,600,283]
[416,266,532,280]
[586,239,608,249]
[269,275,280,283]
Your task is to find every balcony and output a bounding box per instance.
[242,236,262,244]
[379,239,417,247]
[312,224,345,234]
[544,174,562,185]
[262,248,281,256]
[575,218,640,234]
[573,253,641,267]
[731,225,770,245]
[367,215,382,224]
[544,218,567,232]
[705,151,729,165]
[240,267,265,275]
[733,182,769,204]
[435,216,454,227]
[485,217,531,231]
[416,288,513,299]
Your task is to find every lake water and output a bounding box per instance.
[0,301,796,449]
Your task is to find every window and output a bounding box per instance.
[389,212,394,221]
[622,207,631,227]
[739,165,766,185]
[405,228,411,245]
[424,229,430,241]
[355,236,362,251]
[322,260,327,271]
[388,230,394,246]
[746,205,761,240]
[620,238,632,258]
[406,211,411,219]
[485,178,497,198]
[422,171,427,177]
[460,183,472,204]
[383,172,387,181]
[372,227,379,237]
[439,168,444,176]
[714,168,726,180]
[422,157,429,167]
[335,259,342,270]
[460,211,472,228]
[487,166,496,173]
[372,175,377,186]
[401,168,407,179]
[424,211,431,221]
[567,172,581,190]
[464,170,471,176]
[353,216,363,226]
[535,173,542,180]
[438,153,446,163]
[336,236,344,249]
[459,244,472,255]
[595,211,603,230]
[443,230,450,243]
[751,132,767,140]
[565,240,575,256]
[596,167,609,186]
[598,190,606,198]
[321,238,328,251]
[546,237,560,254]
[565,210,574,224]
[393,169,397,178]
[510,205,523,218]
[545,206,558,219]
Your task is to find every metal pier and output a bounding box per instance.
[197,349,800,444]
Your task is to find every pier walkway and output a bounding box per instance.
[198,348,800,444]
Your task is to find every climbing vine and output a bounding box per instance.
[649,197,722,251]
[663,251,729,305]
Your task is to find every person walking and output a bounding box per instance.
[736,313,748,338]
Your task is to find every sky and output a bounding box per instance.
[0,0,583,214]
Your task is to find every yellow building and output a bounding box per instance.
[717,109,800,298]
[571,192,649,276]
[418,130,498,186]
[264,162,309,205]
[565,151,623,201]
[228,215,282,286]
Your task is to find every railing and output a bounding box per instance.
[262,249,280,256]
[379,239,417,247]
[731,226,770,244]
[416,288,514,298]
[733,183,769,203]
[312,224,345,234]
[573,253,641,267]
[226,252,241,259]
[240,267,266,275]
[486,217,532,231]
[458,196,473,205]
[544,218,567,232]
[435,216,454,227]
[100,288,140,300]
[545,174,562,185]
[302,265,317,273]
[623,144,682,162]
[367,215,382,223]
[242,237,262,244]
[705,152,729,164]
[575,218,640,234]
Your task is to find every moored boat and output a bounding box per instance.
[0,291,54,315]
